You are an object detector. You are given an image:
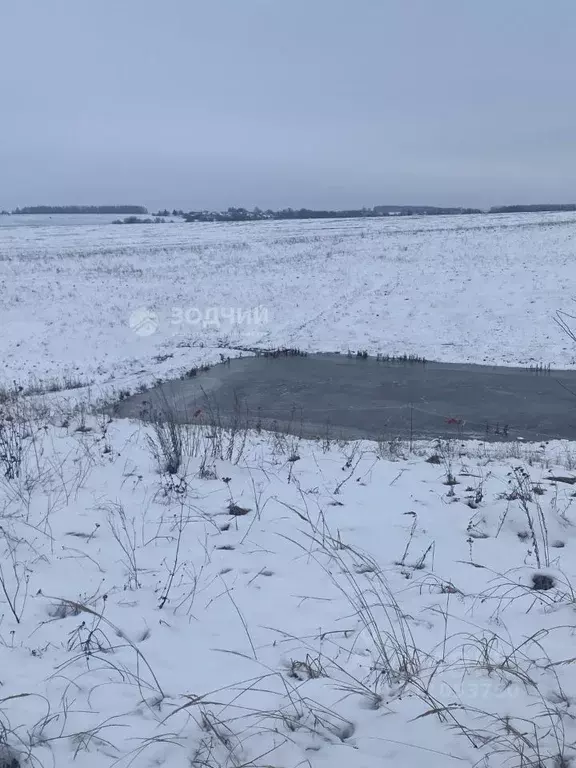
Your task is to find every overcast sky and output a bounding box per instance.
[1,0,575,211]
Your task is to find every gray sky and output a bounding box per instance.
[1,0,575,211]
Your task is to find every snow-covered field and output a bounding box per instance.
[2,405,576,768]
[3,213,576,767]
[2,212,576,397]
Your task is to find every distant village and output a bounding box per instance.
[3,203,576,223]
[176,205,483,222]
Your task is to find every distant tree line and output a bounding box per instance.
[183,207,371,222]
[113,215,168,224]
[153,209,185,217]
[6,202,576,222]
[182,202,576,223]
[12,205,148,215]
[489,204,576,214]
[182,205,483,223]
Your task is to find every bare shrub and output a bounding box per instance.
[0,410,26,481]
[146,399,189,475]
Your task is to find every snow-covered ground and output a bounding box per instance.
[3,213,576,767]
[2,405,576,768]
[2,212,576,396]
